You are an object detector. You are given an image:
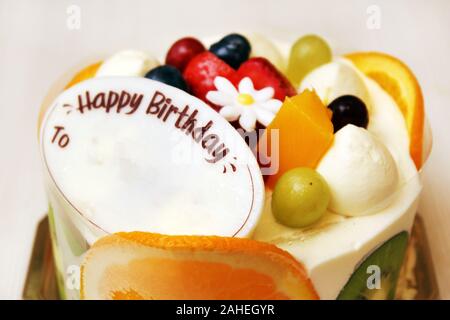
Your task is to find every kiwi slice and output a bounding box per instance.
[337,231,409,300]
[48,205,88,257]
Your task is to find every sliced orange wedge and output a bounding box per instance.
[65,61,102,89]
[346,52,424,169]
[81,232,318,300]
[259,90,334,189]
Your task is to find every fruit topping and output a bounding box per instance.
[65,62,102,89]
[95,50,159,77]
[237,57,296,101]
[317,125,398,216]
[287,35,332,87]
[145,65,189,92]
[327,95,369,132]
[258,90,334,189]
[183,51,237,107]
[337,232,409,300]
[165,37,205,72]
[247,33,286,72]
[272,167,330,228]
[206,76,282,132]
[346,52,424,169]
[81,232,319,300]
[209,33,251,69]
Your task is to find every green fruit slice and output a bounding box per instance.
[337,232,409,300]
[48,205,88,257]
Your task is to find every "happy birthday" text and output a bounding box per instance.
[76,90,230,164]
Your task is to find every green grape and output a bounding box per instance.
[287,35,332,87]
[272,167,330,228]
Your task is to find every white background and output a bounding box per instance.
[0,0,449,299]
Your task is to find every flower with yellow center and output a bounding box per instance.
[237,93,255,106]
[206,76,282,132]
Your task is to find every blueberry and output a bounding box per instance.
[328,95,369,132]
[209,33,251,69]
[145,65,189,92]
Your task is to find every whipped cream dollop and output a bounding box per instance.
[317,125,399,216]
[246,33,286,72]
[299,58,399,216]
[95,50,159,77]
[299,59,372,111]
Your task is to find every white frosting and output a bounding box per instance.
[246,33,286,72]
[95,50,159,77]
[317,124,399,216]
[299,58,372,110]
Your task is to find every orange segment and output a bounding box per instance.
[65,61,102,89]
[81,232,318,300]
[259,90,334,189]
[346,52,424,169]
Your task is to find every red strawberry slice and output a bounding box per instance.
[236,57,296,101]
[183,52,237,109]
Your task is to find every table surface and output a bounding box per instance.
[1,0,449,299]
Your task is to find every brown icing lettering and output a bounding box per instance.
[77,90,143,115]
[70,89,232,166]
[145,91,231,164]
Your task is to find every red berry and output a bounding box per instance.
[236,57,296,101]
[183,52,237,107]
[166,37,205,72]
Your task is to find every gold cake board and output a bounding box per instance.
[22,215,440,300]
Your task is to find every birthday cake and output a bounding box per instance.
[38,33,425,300]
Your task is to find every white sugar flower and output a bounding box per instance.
[206,76,282,132]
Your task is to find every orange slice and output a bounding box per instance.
[259,90,334,189]
[81,232,318,300]
[346,52,424,169]
[65,61,102,89]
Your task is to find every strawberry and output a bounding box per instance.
[183,52,237,108]
[166,37,205,72]
[236,57,296,101]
